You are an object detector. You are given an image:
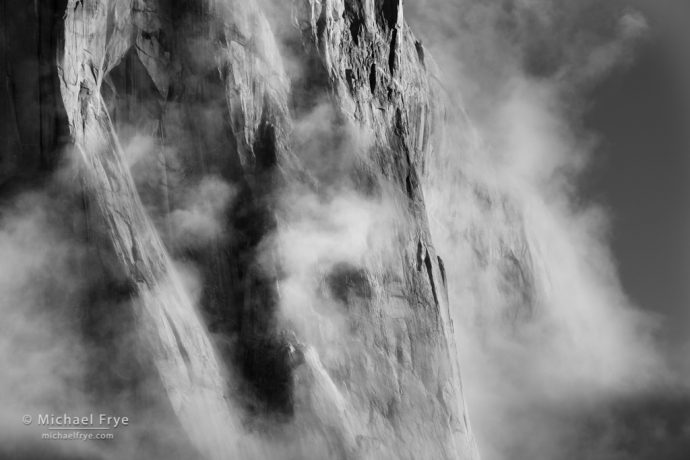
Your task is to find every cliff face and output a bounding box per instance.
[4,1,479,459]
[0,0,68,185]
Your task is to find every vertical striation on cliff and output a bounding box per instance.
[286,1,480,458]
[51,0,481,458]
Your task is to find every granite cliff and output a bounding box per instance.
[1,1,481,459]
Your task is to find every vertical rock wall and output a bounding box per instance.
[46,0,480,458]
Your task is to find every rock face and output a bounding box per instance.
[3,1,480,459]
[0,0,69,186]
[289,2,479,458]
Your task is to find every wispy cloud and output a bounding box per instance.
[407,1,678,459]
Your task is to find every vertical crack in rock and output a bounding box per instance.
[424,248,440,308]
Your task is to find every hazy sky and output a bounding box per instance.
[584,6,690,343]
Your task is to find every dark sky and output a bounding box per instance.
[523,7,690,458]
[583,20,690,344]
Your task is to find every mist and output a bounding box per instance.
[406,0,688,459]
[2,1,689,459]
[0,158,203,460]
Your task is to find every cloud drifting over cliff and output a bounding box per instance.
[408,1,685,459]
[0,163,208,460]
[3,1,687,459]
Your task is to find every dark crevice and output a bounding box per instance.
[346,68,356,95]
[369,63,377,93]
[394,107,406,136]
[405,164,419,200]
[416,240,424,271]
[424,250,439,307]
[437,255,447,288]
[388,28,398,74]
[253,102,279,171]
[415,40,426,68]
[406,173,414,199]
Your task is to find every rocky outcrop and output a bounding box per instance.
[4,0,480,459]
